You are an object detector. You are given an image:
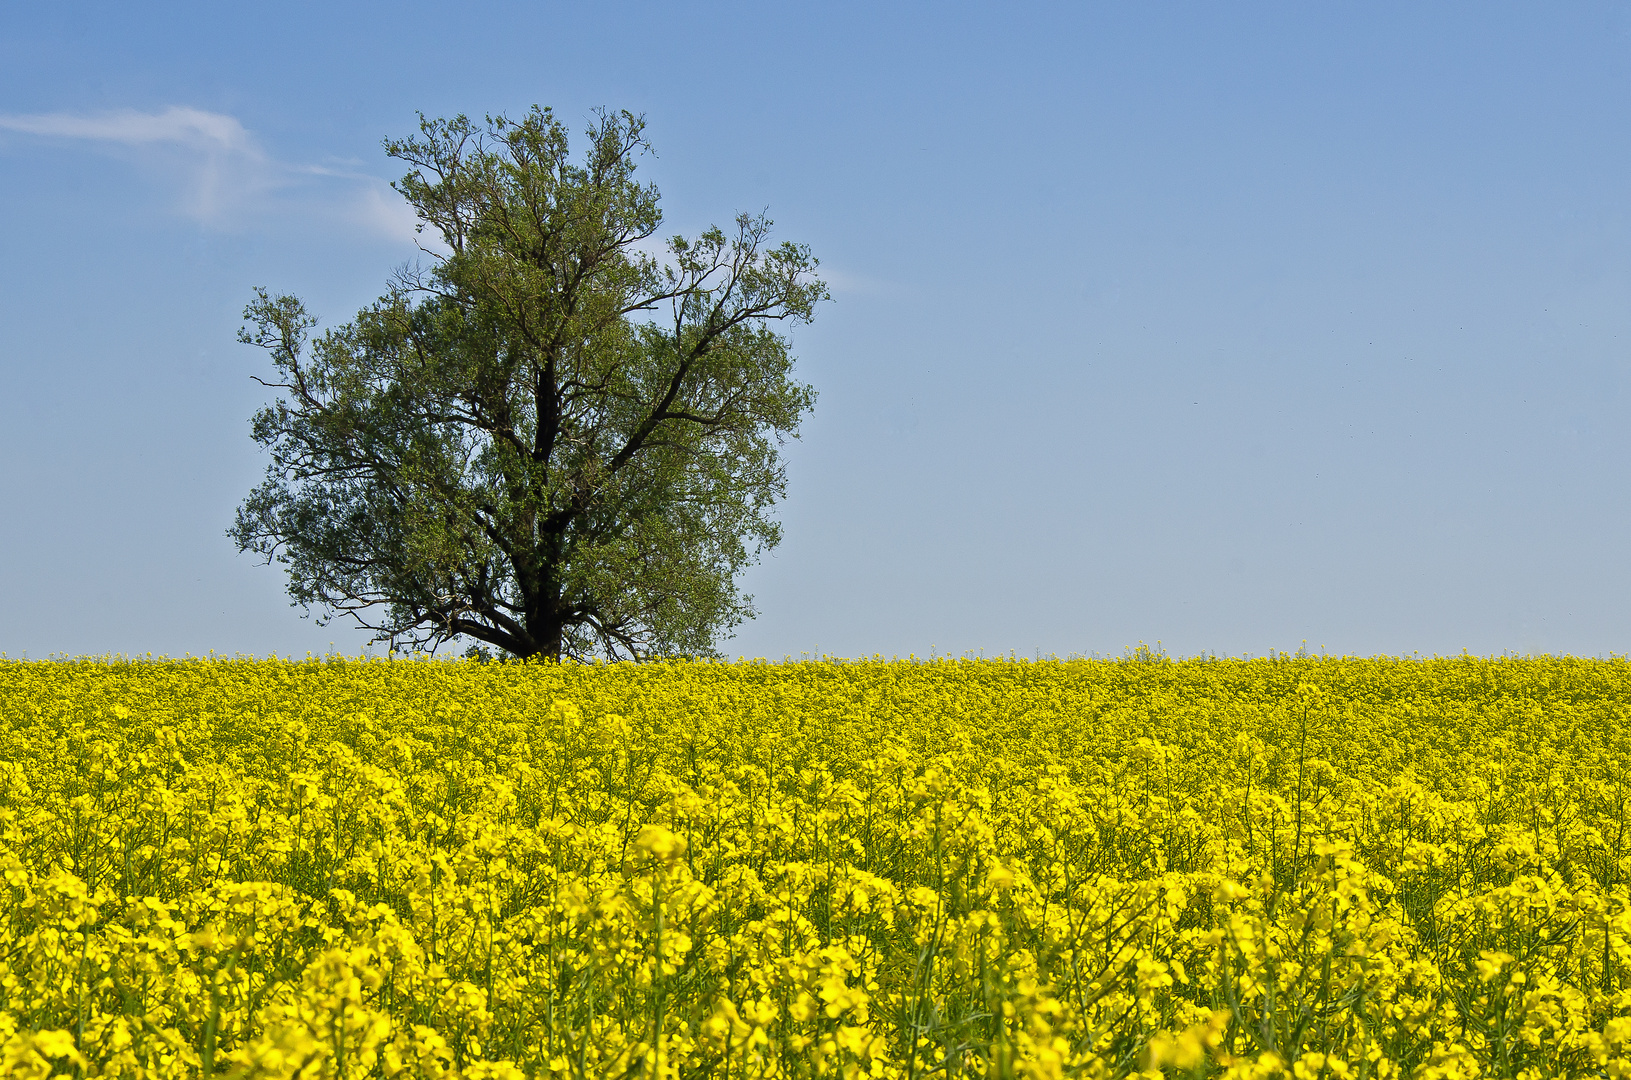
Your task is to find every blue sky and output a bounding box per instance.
[4,2,1631,660]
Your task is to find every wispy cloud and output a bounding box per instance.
[817,265,900,299]
[0,106,255,149]
[0,106,418,240]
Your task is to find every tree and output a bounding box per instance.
[230,108,825,660]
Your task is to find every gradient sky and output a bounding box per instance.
[4,2,1631,660]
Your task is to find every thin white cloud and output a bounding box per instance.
[816,265,900,299]
[350,179,426,244]
[0,106,418,241]
[0,106,255,151]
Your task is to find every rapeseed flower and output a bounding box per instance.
[0,654,1627,1076]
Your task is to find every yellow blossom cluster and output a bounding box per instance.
[0,654,1628,1078]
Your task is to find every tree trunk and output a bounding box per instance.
[522,588,565,660]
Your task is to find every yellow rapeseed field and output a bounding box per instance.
[0,655,1627,1079]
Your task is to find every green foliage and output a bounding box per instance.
[231,108,825,660]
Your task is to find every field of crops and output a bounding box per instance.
[0,655,1628,1079]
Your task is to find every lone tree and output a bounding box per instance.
[231,108,825,660]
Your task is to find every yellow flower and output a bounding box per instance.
[633,823,688,864]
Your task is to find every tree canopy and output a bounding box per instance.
[231,107,825,660]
